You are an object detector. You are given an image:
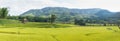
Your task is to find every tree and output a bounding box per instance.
[33,16,49,22]
[0,7,8,19]
[7,16,19,20]
[74,19,86,26]
[112,12,120,29]
[116,21,120,29]
[50,14,56,24]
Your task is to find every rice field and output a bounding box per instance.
[0,22,119,41]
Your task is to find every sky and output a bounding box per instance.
[0,0,120,16]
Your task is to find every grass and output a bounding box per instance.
[0,19,21,25]
[0,21,75,28]
[0,19,119,41]
[0,26,119,41]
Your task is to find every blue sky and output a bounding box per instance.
[0,0,120,16]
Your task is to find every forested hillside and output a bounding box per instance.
[20,7,118,24]
[21,7,114,18]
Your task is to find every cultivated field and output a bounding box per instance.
[0,22,120,41]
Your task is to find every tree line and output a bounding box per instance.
[0,7,120,29]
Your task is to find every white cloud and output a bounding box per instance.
[0,0,120,15]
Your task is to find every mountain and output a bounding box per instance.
[20,7,115,21]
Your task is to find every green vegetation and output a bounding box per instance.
[0,7,120,41]
[50,14,56,24]
[0,19,119,41]
[0,19,20,25]
[0,7,8,19]
[0,22,119,41]
[0,19,73,28]
[20,7,115,24]
[74,19,86,26]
